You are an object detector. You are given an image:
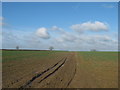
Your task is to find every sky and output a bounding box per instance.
[1,2,118,51]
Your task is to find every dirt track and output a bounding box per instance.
[2,51,76,88]
[69,52,97,88]
[21,57,67,88]
[2,51,118,88]
[30,52,76,88]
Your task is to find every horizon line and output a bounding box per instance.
[1,48,119,52]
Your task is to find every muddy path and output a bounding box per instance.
[68,52,99,88]
[20,57,67,88]
[27,52,76,88]
[3,52,76,88]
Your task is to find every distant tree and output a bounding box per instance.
[91,49,96,51]
[49,46,54,51]
[16,46,19,50]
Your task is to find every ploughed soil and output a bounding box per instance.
[2,51,118,88]
[2,51,76,88]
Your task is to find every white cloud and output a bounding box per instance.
[3,27,118,51]
[91,35,111,41]
[2,22,118,51]
[56,33,77,42]
[55,31,118,51]
[50,26,65,34]
[62,34,76,42]
[51,26,62,31]
[71,21,108,32]
[49,24,117,51]
[36,27,50,39]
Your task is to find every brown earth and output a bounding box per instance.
[2,51,118,88]
[30,52,76,88]
[2,51,76,88]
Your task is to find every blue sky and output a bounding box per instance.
[2,2,118,51]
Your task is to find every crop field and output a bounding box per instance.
[69,52,118,88]
[2,50,118,88]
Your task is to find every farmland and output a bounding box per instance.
[2,50,118,88]
[69,52,118,88]
[2,50,76,88]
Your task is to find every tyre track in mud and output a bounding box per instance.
[3,53,66,88]
[38,58,67,84]
[66,67,76,87]
[66,52,77,88]
[20,57,67,88]
[31,52,76,88]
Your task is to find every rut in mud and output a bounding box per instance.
[26,53,76,88]
[20,57,67,88]
[3,51,77,88]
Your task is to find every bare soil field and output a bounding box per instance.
[2,50,118,88]
[2,50,76,88]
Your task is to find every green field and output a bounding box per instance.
[79,51,118,61]
[2,50,118,88]
[69,51,118,88]
[2,50,67,62]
